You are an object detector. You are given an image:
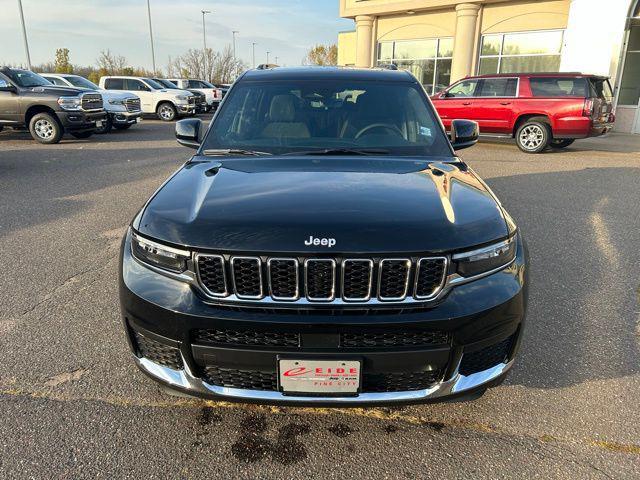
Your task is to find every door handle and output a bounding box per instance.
[500,101,511,105]
[462,102,472,106]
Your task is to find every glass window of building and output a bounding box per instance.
[377,38,453,95]
[478,30,564,75]
[618,26,640,106]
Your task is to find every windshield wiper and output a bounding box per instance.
[283,148,390,156]
[202,149,272,156]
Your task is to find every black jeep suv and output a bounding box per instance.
[0,67,106,144]
[119,67,527,405]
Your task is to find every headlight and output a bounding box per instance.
[108,99,125,105]
[131,233,190,273]
[453,236,516,277]
[176,95,189,101]
[57,96,82,111]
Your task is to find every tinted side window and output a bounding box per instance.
[125,79,147,91]
[44,76,65,86]
[188,80,202,88]
[105,78,124,90]
[478,78,517,97]
[529,77,588,97]
[447,80,478,97]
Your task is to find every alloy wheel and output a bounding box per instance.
[518,125,545,150]
[159,105,174,121]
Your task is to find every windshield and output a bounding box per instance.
[202,79,451,156]
[144,78,165,90]
[4,69,51,88]
[155,78,177,88]
[66,75,99,90]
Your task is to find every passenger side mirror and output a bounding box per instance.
[0,79,16,93]
[450,119,479,150]
[176,118,204,149]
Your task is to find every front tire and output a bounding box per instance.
[515,118,551,153]
[549,138,575,149]
[95,115,113,134]
[29,112,63,144]
[156,102,177,122]
[70,131,93,139]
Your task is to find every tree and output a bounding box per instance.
[167,46,247,84]
[54,48,73,73]
[304,44,338,66]
[96,49,127,75]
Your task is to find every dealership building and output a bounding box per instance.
[337,0,640,133]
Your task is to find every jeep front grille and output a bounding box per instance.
[195,254,448,305]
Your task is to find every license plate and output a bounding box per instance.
[96,120,103,127]
[278,359,360,395]
[136,117,142,123]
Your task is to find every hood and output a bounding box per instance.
[99,89,138,102]
[137,157,509,253]
[157,88,192,96]
[29,85,85,97]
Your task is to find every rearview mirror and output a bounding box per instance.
[450,119,479,150]
[176,118,204,149]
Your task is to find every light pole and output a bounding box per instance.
[146,0,156,73]
[266,51,270,64]
[201,10,211,80]
[17,0,32,69]
[252,42,257,68]
[232,31,239,60]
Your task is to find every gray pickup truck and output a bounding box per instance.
[0,67,107,144]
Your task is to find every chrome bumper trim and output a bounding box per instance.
[135,354,513,404]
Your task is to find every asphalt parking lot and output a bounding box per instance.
[1,117,639,479]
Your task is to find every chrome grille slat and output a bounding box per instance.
[377,259,411,301]
[305,259,336,301]
[231,257,263,299]
[342,259,373,301]
[414,257,448,300]
[196,254,228,297]
[267,258,299,301]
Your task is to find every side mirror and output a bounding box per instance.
[443,91,453,98]
[0,79,16,93]
[176,118,203,149]
[450,119,479,150]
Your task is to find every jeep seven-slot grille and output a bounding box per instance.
[195,255,448,305]
[81,93,103,111]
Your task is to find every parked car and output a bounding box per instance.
[166,78,224,111]
[152,78,207,114]
[119,66,527,405]
[0,67,106,144]
[431,73,615,153]
[99,76,195,121]
[41,73,142,134]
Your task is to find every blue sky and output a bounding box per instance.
[1,0,354,69]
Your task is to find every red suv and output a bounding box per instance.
[431,73,614,153]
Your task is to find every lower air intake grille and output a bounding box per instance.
[193,328,300,348]
[341,330,450,348]
[202,367,277,391]
[459,335,513,376]
[134,332,183,370]
[363,370,441,392]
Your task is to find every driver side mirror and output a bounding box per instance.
[176,118,204,149]
[0,79,16,93]
[450,119,479,150]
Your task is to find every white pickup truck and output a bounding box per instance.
[99,76,196,121]
[166,78,224,112]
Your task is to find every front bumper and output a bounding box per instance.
[57,110,107,131]
[177,103,196,115]
[119,230,528,405]
[110,110,143,125]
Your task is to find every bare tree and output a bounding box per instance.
[96,49,127,75]
[167,46,247,83]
